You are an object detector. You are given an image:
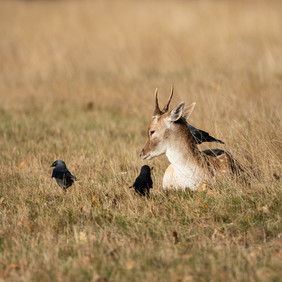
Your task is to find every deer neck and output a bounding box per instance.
[165,121,206,189]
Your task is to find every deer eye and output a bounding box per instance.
[150,130,155,136]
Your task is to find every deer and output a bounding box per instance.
[140,88,241,191]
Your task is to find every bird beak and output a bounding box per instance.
[50,163,55,167]
[150,167,154,171]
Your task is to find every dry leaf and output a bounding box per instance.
[125,261,135,270]
[172,231,180,244]
[92,195,99,207]
[16,162,24,169]
[8,264,20,269]
[174,276,183,282]
[199,183,208,191]
[262,206,269,214]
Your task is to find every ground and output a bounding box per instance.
[0,1,281,281]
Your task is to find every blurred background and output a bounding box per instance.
[1,0,281,112]
[0,0,281,168]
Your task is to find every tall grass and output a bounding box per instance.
[0,1,281,281]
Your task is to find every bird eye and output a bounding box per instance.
[150,130,155,136]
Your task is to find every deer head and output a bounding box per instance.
[140,88,196,160]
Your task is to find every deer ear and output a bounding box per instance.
[169,102,185,122]
[182,102,196,120]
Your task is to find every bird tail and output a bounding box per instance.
[213,137,224,144]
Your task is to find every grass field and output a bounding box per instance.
[0,1,281,281]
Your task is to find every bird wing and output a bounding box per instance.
[55,178,64,188]
[187,124,224,144]
[52,168,77,180]
[133,175,153,189]
[65,170,77,181]
[134,187,146,196]
[148,178,153,189]
[52,169,66,179]
[54,173,74,189]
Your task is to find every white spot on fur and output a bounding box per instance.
[163,145,205,191]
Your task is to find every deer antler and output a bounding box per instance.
[162,86,174,113]
[153,88,163,116]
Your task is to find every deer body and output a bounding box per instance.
[140,89,237,191]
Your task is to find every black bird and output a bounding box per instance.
[50,160,77,191]
[188,123,224,145]
[129,165,153,197]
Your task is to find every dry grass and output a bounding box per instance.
[0,0,281,281]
